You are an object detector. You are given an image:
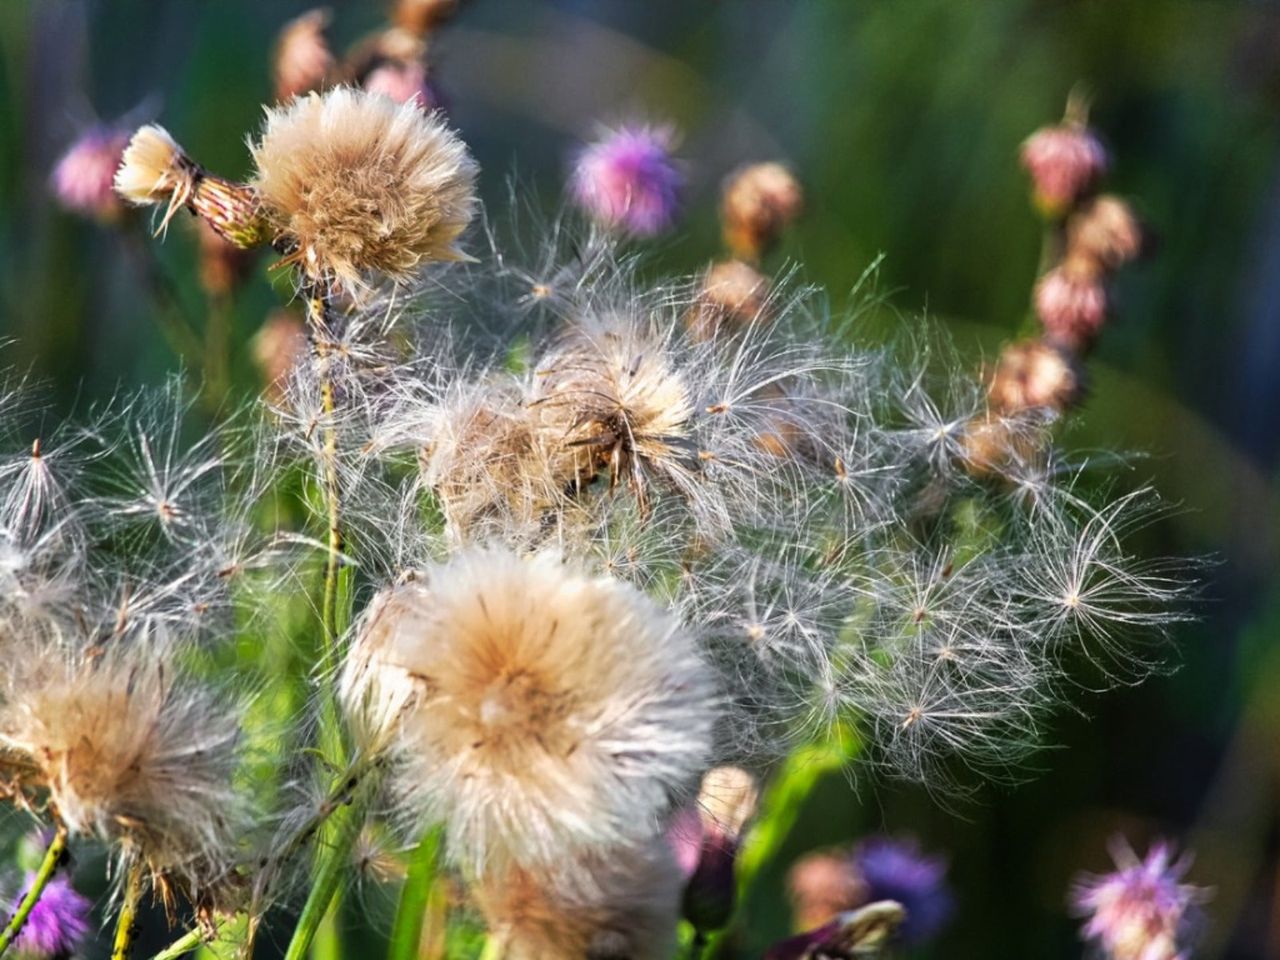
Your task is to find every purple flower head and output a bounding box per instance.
[12,873,91,958]
[852,836,953,944]
[1071,837,1210,960]
[570,124,682,236]
[51,126,130,220]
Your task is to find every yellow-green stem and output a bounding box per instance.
[112,861,146,960]
[0,824,68,958]
[147,924,210,960]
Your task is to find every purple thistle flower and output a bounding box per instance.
[51,126,130,221]
[570,124,682,236]
[852,836,953,944]
[11,873,91,958]
[1071,837,1210,960]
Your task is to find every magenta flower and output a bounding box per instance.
[852,836,953,944]
[570,124,682,236]
[364,61,442,112]
[1071,837,1210,960]
[1020,122,1109,217]
[51,126,130,220]
[11,873,91,958]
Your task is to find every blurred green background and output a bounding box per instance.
[1,0,1277,956]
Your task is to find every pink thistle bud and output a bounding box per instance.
[1071,837,1210,960]
[570,124,683,237]
[364,60,442,111]
[988,338,1083,414]
[1068,194,1147,270]
[1034,254,1109,350]
[50,126,130,221]
[1020,122,1109,218]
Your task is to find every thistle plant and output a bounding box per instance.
[4,11,1202,959]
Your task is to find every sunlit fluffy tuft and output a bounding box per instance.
[250,87,478,288]
[339,547,719,873]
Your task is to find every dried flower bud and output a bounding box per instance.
[765,902,906,960]
[959,413,1046,478]
[394,0,460,35]
[687,260,771,339]
[787,851,867,932]
[114,125,266,247]
[1033,254,1109,350]
[571,124,683,237]
[274,8,334,101]
[988,339,1082,414]
[1067,194,1145,270]
[363,59,441,111]
[1020,122,1109,218]
[252,309,308,400]
[251,87,478,288]
[51,126,129,221]
[720,162,803,260]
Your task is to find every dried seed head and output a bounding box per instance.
[687,260,771,339]
[1067,194,1146,270]
[51,126,130,221]
[114,125,198,228]
[1020,122,1109,218]
[418,385,573,541]
[958,413,1046,478]
[696,765,758,839]
[273,8,334,102]
[535,317,697,515]
[570,124,683,237]
[987,339,1082,414]
[339,547,718,873]
[250,87,478,288]
[720,162,803,260]
[0,643,246,887]
[1034,254,1109,350]
[114,125,265,246]
[474,837,682,960]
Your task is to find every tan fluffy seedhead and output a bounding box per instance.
[113,125,199,231]
[474,836,682,960]
[0,642,246,889]
[419,383,577,543]
[535,314,698,516]
[339,547,719,875]
[250,87,478,289]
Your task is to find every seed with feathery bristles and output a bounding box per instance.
[534,315,698,516]
[339,547,718,874]
[250,87,478,288]
[0,641,246,892]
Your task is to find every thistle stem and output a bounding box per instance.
[147,924,212,960]
[112,861,146,960]
[387,827,443,960]
[0,823,68,958]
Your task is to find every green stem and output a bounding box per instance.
[0,824,68,958]
[147,925,210,960]
[388,827,443,960]
[112,861,146,960]
[477,935,506,960]
[281,778,373,960]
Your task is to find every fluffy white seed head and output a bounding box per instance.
[339,547,719,874]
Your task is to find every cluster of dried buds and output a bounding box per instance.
[964,95,1149,476]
